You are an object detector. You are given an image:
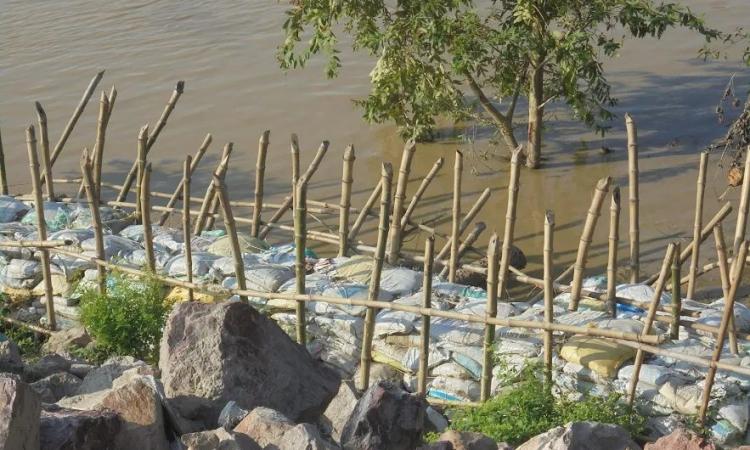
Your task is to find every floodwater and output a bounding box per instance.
[1,0,750,300]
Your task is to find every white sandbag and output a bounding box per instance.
[125,246,172,269]
[496,339,540,358]
[49,228,95,246]
[372,340,409,372]
[431,281,487,301]
[207,233,269,256]
[210,254,263,278]
[617,283,672,304]
[617,364,674,386]
[259,243,317,266]
[657,380,704,415]
[582,275,608,292]
[309,315,364,341]
[21,202,73,232]
[451,351,482,380]
[0,222,35,239]
[82,235,142,260]
[711,419,743,445]
[243,264,294,292]
[165,252,221,277]
[718,399,749,434]
[592,318,645,335]
[0,258,41,288]
[70,205,132,233]
[380,267,422,297]
[703,299,750,333]
[278,272,333,294]
[309,337,361,376]
[318,282,394,316]
[428,376,480,402]
[0,196,30,223]
[556,309,608,328]
[374,308,415,337]
[432,361,473,380]
[401,346,450,373]
[0,235,32,261]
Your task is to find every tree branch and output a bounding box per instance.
[466,72,508,125]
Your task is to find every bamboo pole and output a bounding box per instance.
[417,235,435,396]
[606,187,620,318]
[26,125,55,331]
[438,222,486,278]
[698,241,748,425]
[34,103,55,201]
[628,242,676,406]
[448,151,463,283]
[543,211,555,389]
[259,141,329,239]
[568,176,612,311]
[497,147,523,301]
[0,239,72,248]
[141,163,156,272]
[387,140,417,264]
[359,163,393,390]
[157,133,212,225]
[251,130,270,237]
[401,157,444,228]
[91,91,110,199]
[0,125,7,195]
[338,145,355,257]
[732,149,750,257]
[194,143,232,235]
[349,180,382,241]
[80,149,106,294]
[435,187,492,262]
[214,173,248,303]
[116,81,185,202]
[291,134,300,208]
[713,223,738,354]
[42,70,104,183]
[134,125,149,218]
[182,156,194,302]
[480,233,501,402]
[294,173,309,344]
[687,151,709,299]
[626,113,640,283]
[670,242,681,340]
[205,186,222,231]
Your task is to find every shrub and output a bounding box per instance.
[79,273,168,364]
[0,296,45,360]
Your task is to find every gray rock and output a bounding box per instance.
[220,401,250,430]
[42,326,91,356]
[437,430,497,450]
[77,356,154,395]
[417,443,454,450]
[40,404,121,450]
[25,353,71,381]
[68,363,95,379]
[160,302,340,426]
[0,340,23,374]
[353,362,401,391]
[0,375,41,450]
[425,407,449,433]
[31,371,82,403]
[516,422,641,450]
[320,381,358,442]
[340,381,426,450]
[181,427,259,450]
[277,423,339,450]
[234,407,294,448]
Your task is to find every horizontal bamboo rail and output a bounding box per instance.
[0,239,73,248]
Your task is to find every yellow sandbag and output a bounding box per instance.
[559,336,635,378]
[32,273,72,296]
[165,286,224,304]
[334,255,376,283]
[207,233,268,256]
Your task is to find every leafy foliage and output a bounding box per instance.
[79,273,168,364]
[0,295,45,360]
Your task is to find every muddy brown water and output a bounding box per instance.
[2,0,750,302]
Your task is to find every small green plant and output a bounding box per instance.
[79,273,168,364]
[0,295,45,360]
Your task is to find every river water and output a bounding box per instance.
[1,0,749,299]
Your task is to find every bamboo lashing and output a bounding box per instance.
[141,163,156,272]
[194,143,232,235]
[26,125,56,331]
[698,241,748,425]
[359,162,393,390]
[687,151,708,299]
[116,81,185,202]
[732,149,750,257]
[606,187,620,318]
[387,140,417,264]
[158,133,212,225]
[294,173,309,344]
[713,223,738,354]
[568,176,612,311]
[543,211,555,388]
[670,241,681,340]
[251,130,270,237]
[417,235,435,396]
[213,173,248,303]
[628,242,676,405]
[438,222,486,279]
[34,103,55,201]
[626,113,640,283]
[435,187,492,262]
[80,149,106,294]
[134,125,149,219]
[401,157,444,228]
[349,180,382,242]
[0,126,7,195]
[338,145,355,257]
[182,156,194,302]
[480,233,501,402]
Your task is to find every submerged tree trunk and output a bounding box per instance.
[526,62,544,169]
[466,73,519,154]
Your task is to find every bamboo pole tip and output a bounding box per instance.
[488,232,500,252]
[34,102,47,121]
[138,124,149,139]
[624,112,633,122]
[597,176,613,190]
[510,145,523,163]
[382,162,393,179]
[404,139,417,153]
[175,80,185,93]
[426,234,435,244]
[435,157,444,167]
[95,70,106,78]
[203,133,213,145]
[291,133,299,150]
[321,140,330,150]
[25,125,36,141]
[260,130,270,144]
[474,221,487,233]
[545,210,554,225]
[185,154,193,166]
[612,186,621,204]
[343,145,355,160]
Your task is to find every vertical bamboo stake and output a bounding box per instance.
[294,173,309,344]
[182,156,194,302]
[626,113,640,283]
[80,149,106,294]
[714,223,738,354]
[480,233,501,402]
[401,157,444,228]
[291,134,300,208]
[606,187,621,318]
[670,241,682,340]
[338,145,355,256]
[91,92,110,197]
[438,222,486,278]
[435,187,492,261]
[568,176,612,311]
[687,151,709,299]
[0,125,7,195]
[387,140,417,264]
[141,163,156,272]
[251,130,270,237]
[35,103,55,201]
[214,174,248,303]
[497,146,523,301]
[359,163,393,390]
[135,125,149,219]
[158,134,212,225]
[733,148,750,258]
[417,235,435,396]
[349,180,382,241]
[698,241,747,425]
[628,242,676,406]
[543,211,555,389]
[448,151,463,283]
[26,125,55,330]
[194,143,232,235]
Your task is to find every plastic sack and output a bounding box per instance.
[210,254,263,279]
[432,282,487,301]
[380,267,422,297]
[616,283,672,304]
[718,399,749,434]
[710,419,742,445]
[0,196,30,223]
[21,202,72,232]
[617,364,674,386]
[70,205,133,234]
[496,338,540,358]
[82,235,142,260]
[0,259,42,288]
[372,340,409,372]
[244,264,294,292]
[309,315,364,341]
[0,235,32,261]
[315,255,374,284]
[207,233,269,256]
[49,228,95,246]
[699,299,750,333]
[432,361,473,380]
[657,380,704,415]
[401,346,450,373]
[317,282,394,317]
[428,376,480,402]
[125,246,172,269]
[165,252,221,278]
[559,336,635,378]
[258,243,318,266]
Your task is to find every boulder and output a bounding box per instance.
[77,356,155,395]
[25,353,71,381]
[643,428,716,450]
[0,340,23,374]
[516,422,640,450]
[354,362,401,391]
[340,381,426,450]
[160,301,340,425]
[418,443,454,450]
[277,423,339,450]
[220,400,250,430]
[181,427,259,450]
[437,430,498,450]
[320,381,358,442]
[234,407,294,448]
[42,326,91,355]
[31,371,82,403]
[40,404,121,450]
[0,375,41,450]
[68,363,95,379]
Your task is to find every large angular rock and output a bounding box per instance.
[181,427,259,450]
[77,356,155,395]
[42,326,91,356]
[340,381,426,450]
[516,422,641,450]
[40,404,121,450]
[277,423,339,450]
[0,340,23,374]
[643,428,716,450]
[437,430,498,450]
[0,375,41,450]
[31,371,82,403]
[320,381,358,442]
[24,353,71,381]
[234,407,295,448]
[160,301,340,425]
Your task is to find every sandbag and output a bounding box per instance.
[21,201,73,232]
[428,376,480,402]
[616,283,672,304]
[0,258,41,288]
[401,346,450,373]
[380,267,422,297]
[0,196,30,222]
[70,204,133,233]
[165,252,221,278]
[559,336,636,378]
[207,233,269,256]
[259,243,317,266]
[210,254,262,279]
[617,364,674,386]
[82,235,142,260]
